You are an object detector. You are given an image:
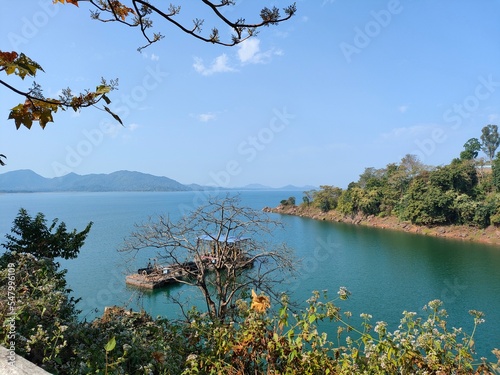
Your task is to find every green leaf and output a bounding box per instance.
[104,336,116,352]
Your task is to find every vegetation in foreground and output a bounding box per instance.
[1,207,500,374]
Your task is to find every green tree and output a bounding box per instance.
[0,210,92,371]
[492,152,500,191]
[399,173,455,225]
[312,185,343,212]
[357,167,384,189]
[302,190,315,207]
[280,196,296,206]
[2,208,92,260]
[460,137,481,160]
[430,159,478,196]
[480,124,500,162]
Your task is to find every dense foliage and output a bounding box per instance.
[299,128,500,228]
[1,208,500,374]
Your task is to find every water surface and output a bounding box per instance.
[1,191,498,360]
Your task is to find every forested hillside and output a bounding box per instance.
[294,126,500,228]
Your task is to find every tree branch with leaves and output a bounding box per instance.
[0,50,121,130]
[1,1,295,165]
[59,0,297,51]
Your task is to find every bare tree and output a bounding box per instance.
[121,195,295,322]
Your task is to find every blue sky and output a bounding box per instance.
[1,0,500,188]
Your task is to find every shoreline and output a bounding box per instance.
[263,205,500,247]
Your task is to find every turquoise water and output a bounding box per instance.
[1,191,499,360]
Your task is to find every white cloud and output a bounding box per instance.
[141,52,160,61]
[193,39,283,75]
[127,123,140,131]
[237,38,281,64]
[398,105,409,113]
[380,125,435,140]
[193,54,236,76]
[238,38,261,63]
[197,113,216,122]
[488,113,499,122]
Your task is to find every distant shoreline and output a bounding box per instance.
[263,205,500,247]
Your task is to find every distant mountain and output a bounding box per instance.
[241,183,318,191]
[0,170,318,193]
[277,184,318,191]
[241,183,272,190]
[0,170,190,192]
[0,170,51,191]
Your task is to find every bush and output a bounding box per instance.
[280,196,296,206]
[182,290,500,374]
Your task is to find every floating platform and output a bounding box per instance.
[125,264,190,290]
[126,273,179,289]
[126,235,254,290]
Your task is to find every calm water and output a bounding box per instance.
[1,191,499,360]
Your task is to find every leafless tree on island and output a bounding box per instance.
[121,194,296,322]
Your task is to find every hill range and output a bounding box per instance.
[0,170,316,193]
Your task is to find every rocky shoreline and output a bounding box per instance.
[263,205,500,247]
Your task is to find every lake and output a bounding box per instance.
[1,191,499,361]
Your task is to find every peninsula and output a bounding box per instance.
[264,204,500,246]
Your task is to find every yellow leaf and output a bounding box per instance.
[96,85,111,94]
[251,289,270,313]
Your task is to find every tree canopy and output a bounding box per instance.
[480,124,500,162]
[2,208,92,260]
[460,137,481,160]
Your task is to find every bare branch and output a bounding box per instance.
[79,0,296,49]
[122,194,296,322]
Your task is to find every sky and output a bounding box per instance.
[1,0,500,188]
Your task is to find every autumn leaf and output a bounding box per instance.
[108,1,135,21]
[53,0,79,7]
[0,51,18,64]
[1,52,44,79]
[152,351,165,364]
[251,289,270,313]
